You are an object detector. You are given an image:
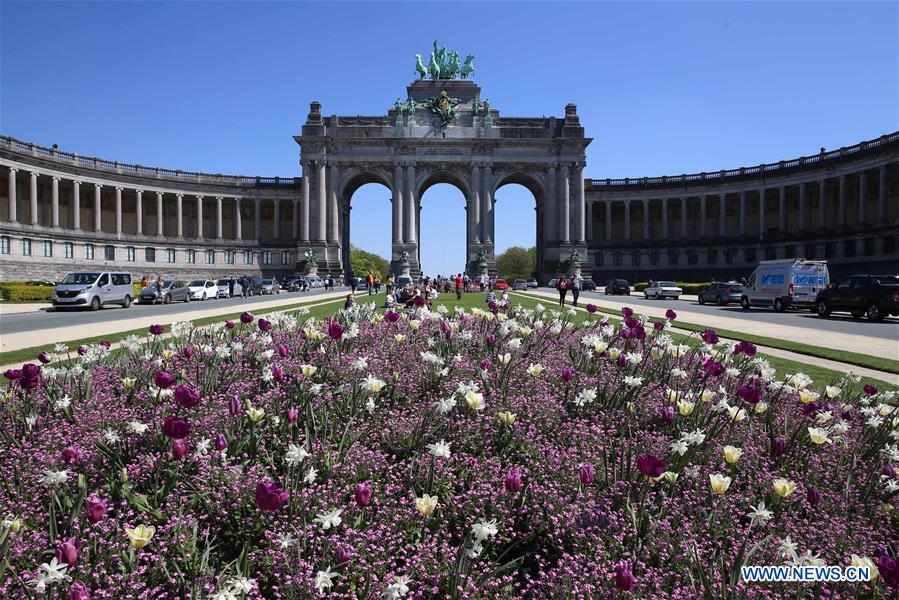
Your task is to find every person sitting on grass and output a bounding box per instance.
[384,291,399,309]
[485,290,497,305]
[344,293,356,310]
[428,286,440,301]
[498,290,511,310]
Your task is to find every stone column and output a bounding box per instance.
[758,189,766,239]
[405,163,417,244]
[392,163,404,245]
[575,163,585,243]
[818,179,827,229]
[679,197,687,239]
[718,193,726,237]
[6,168,16,223]
[482,164,494,243]
[51,177,60,228]
[254,198,261,240]
[317,161,327,242]
[586,200,594,240]
[301,164,310,242]
[604,200,612,241]
[29,172,38,225]
[156,191,163,237]
[778,186,786,232]
[175,194,183,237]
[661,198,669,239]
[738,191,746,236]
[274,198,282,240]
[642,199,650,240]
[699,194,707,238]
[292,198,299,240]
[798,182,807,232]
[235,198,242,240]
[94,184,103,232]
[470,164,481,244]
[328,164,339,243]
[115,187,123,235]
[546,165,556,243]
[623,199,631,241]
[135,189,142,235]
[213,196,221,239]
[858,170,867,225]
[838,174,846,227]
[559,164,570,244]
[879,165,888,224]
[196,195,204,239]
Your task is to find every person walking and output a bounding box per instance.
[455,273,464,300]
[366,271,375,295]
[571,273,582,307]
[374,276,381,293]
[349,275,358,294]
[386,274,394,294]
[556,273,569,306]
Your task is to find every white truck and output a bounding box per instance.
[740,259,830,312]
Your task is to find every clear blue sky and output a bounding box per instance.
[2,1,896,275]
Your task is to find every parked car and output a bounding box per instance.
[513,279,528,291]
[216,279,243,299]
[741,259,830,312]
[643,281,683,300]
[493,278,509,291]
[187,279,217,301]
[260,279,281,295]
[547,278,558,289]
[526,278,538,289]
[698,282,743,306]
[139,280,190,304]
[604,279,631,295]
[304,276,323,289]
[815,274,899,321]
[53,272,134,311]
[280,276,302,291]
[581,279,596,291]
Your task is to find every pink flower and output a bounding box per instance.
[86,497,105,523]
[55,537,79,566]
[614,561,636,591]
[354,482,373,507]
[255,481,289,512]
[171,439,189,460]
[636,455,666,478]
[504,467,523,493]
[579,462,595,486]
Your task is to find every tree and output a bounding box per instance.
[349,246,390,279]
[496,246,536,281]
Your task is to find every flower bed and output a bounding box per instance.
[1,302,897,598]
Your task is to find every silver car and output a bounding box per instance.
[260,279,281,295]
[139,280,190,304]
[53,271,134,311]
[513,279,528,291]
[216,279,243,298]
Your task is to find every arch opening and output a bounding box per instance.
[345,181,393,281]
[418,182,467,280]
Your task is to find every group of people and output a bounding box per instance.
[555,273,584,307]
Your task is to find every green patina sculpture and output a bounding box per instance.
[303,248,316,262]
[407,94,416,115]
[476,249,488,266]
[569,248,582,266]
[400,250,410,263]
[424,90,462,127]
[415,40,475,80]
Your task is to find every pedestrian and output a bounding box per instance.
[571,273,582,307]
[375,276,381,293]
[455,273,464,300]
[344,293,355,310]
[386,274,394,294]
[556,273,568,306]
[228,278,234,298]
[367,271,374,295]
[302,277,308,292]
[350,275,358,294]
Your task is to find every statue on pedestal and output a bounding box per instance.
[303,248,318,276]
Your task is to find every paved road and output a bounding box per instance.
[0,287,348,336]
[570,290,899,343]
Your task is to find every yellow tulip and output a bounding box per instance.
[709,473,732,495]
[723,445,743,464]
[300,364,318,377]
[415,494,438,517]
[772,478,797,497]
[125,524,155,549]
[497,411,517,426]
[677,400,695,416]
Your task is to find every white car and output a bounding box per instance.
[187,279,217,300]
[643,281,682,300]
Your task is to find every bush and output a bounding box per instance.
[0,283,54,302]
[634,281,708,295]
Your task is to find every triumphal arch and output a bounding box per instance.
[294,41,591,282]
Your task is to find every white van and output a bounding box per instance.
[53,272,134,310]
[741,260,829,312]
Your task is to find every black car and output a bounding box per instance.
[815,274,899,321]
[604,279,630,295]
[582,279,596,291]
[279,276,302,291]
[698,282,743,306]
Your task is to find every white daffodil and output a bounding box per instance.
[746,500,773,526]
[434,397,457,414]
[573,388,597,407]
[623,376,644,388]
[128,421,149,435]
[314,567,338,594]
[471,518,499,542]
[313,508,343,530]
[304,467,318,484]
[41,470,69,487]
[276,532,296,550]
[527,363,544,377]
[427,439,452,459]
[807,427,832,445]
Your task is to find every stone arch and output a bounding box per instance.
[417,168,471,201]
[338,169,394,279]
[494,170,549,282]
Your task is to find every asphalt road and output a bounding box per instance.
[570,290,899,343]
[0,287,347,336]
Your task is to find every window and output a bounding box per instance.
[186,249,196,264]
[205,249,215,264]
[707,248,718,264]
[126,246,136,262]
[111,273,131,285]
[64,242,74,259]
[145,247,156,263]
[784,244,796,259]
[824,242,835,259]
[165,248,176,263]
[21,238,32,256]
[594,251,604,267]
[612,252,622,267]
[744,247,757,263]
[0,236,9,255]
[724,248,736,264]
[649,251,659,266]
[804,243,816,260]
[687,250,697,265]
[225,250,235,264]
[885,235,896,255]
[864,238,875,256]
[42,240,52,257]
[281,250,290,265]
[631,251,640,266]
[764,246,776,260]
[97,273,109,286]
[84,243,95,260]
[843,240,855,258]
[243,250,253,265]
[668,250,679,265]
[262,251,272,265]
[104,245,115,261]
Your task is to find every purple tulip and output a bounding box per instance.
[665,308,677,321]
[69,581,90,600]
[738,384,761,405]
[485,334,496,347]
[277,344,290,358]
[86,497,105,523]
[255,481,289,512]
[863,384,878,396]
[77,346,87,356]
[225,320,235,330]
[479,358,492,371]
[883,464,897,479]
[287,407,298,423]
[55,537,79,566]
[336,548,354,565]
[636,455,666,478]
[383,311,399,323]
[771,436,788,458]
[504,467,523,493]
[229,395,243,416]
[62,446,85,465]
[616,354,628,368]
[148,324,164,336]
[154,370,176,389]
[586,303,597,313]
[99,340,111,349]
[174,384,201,409]
[182,345,194,359]
[171,439,189,460]
[801,402,821,418]
[806,485,820,507]
[354,482,373,507]
[328,321,344,340]
[561,367,574,382]
[621,306,633,318]
[272,365,284,383]
[215,433,228,451]
[874,554,899,588]
[614,561,636,591]
[658,406,675,424]
[487,299,497,312]
[653,321,664,331]
[38,351,51,364]
[624,316,640,329]
[258,318,272,332]
[162,416,190,439]
[703,357,725,377]
[700,329,719,345]
[579,462,595,486]
[733,341,757,357]
[240,311,254,324]
[414,295,427,307]
[3,369,21,381]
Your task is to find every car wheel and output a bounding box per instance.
[816,300,831,317]
[185,294,190,303]
[122,295,131,308]
[866,304,884,322]
[774,298,786,312]
[164,294,172,304]
[698,295,705,305]
[90,296,101,311]
[741,296,751,310]
[716,295,726,307]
